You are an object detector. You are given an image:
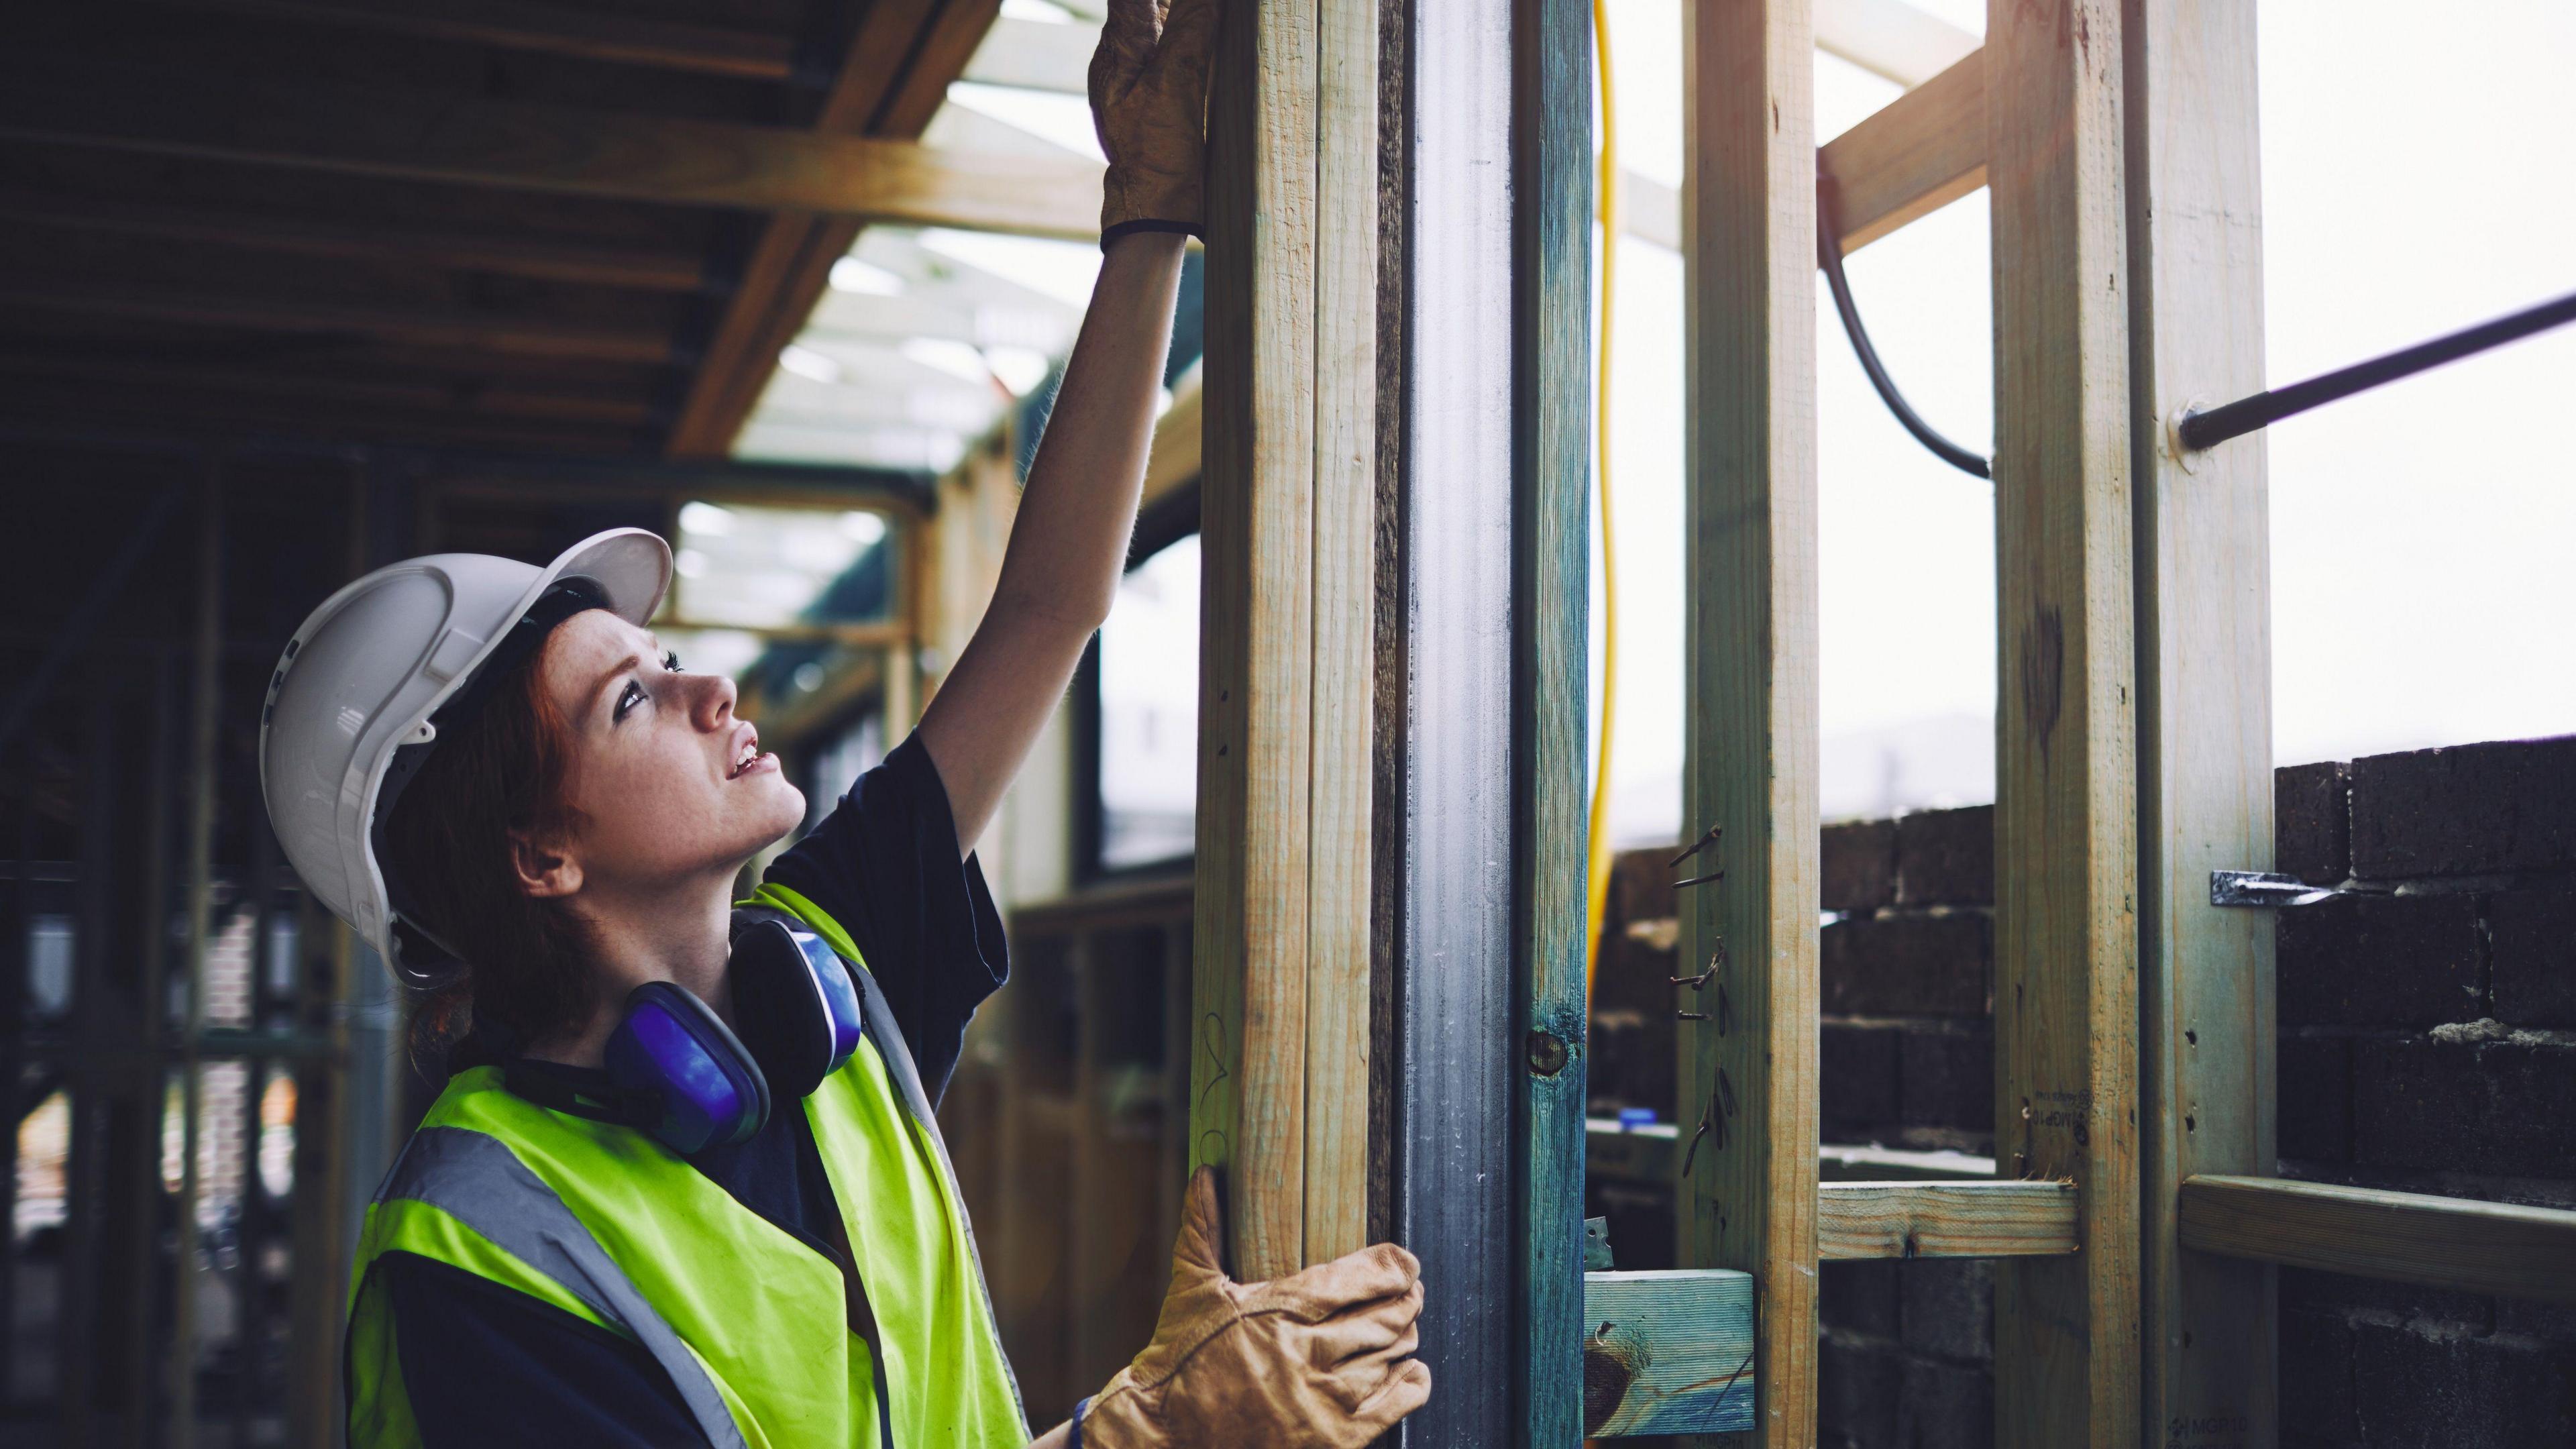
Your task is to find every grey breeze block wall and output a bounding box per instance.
[1581,734,2576,1449]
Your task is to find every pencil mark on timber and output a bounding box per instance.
[1196,1010,1232,1113]
[2019,606,2064,752]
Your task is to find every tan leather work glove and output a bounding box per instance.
[1080,1168,1432,1448]
[1087,0,1216,245]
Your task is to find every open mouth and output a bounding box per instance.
[729,737,769,780]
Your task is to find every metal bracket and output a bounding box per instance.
[2210,870,2347,908]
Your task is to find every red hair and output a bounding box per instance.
[382,631,598,1067]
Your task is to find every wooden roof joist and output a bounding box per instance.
[160,0,804,82]
[0,353,663,427]
[0,64,1102,239]
[1818,46,1985,254]
[0,190,719,293]
[0,284,682,364]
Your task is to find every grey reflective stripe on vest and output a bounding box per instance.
[376,1126,751,1449]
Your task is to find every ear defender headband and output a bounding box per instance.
[502,910,866,1156]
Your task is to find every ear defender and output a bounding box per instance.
[604,981,773,1156]
[504,910,863,1157]
[725,913,864,1101]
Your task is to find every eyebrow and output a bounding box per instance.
[585,653,643,722]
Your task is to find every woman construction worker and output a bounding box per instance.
[255,0,1431,1442]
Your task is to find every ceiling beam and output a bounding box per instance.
[0,352,661,425]
[158,0,802,82]
[0,282,683,364]
[663,0,1007,458]
[0,60,1100,237]
[0,189,718,292]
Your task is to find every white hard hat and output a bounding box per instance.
[258,528,671,981]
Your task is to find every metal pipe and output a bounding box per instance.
[2179,288,2576,450]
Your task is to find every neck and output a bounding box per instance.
[524,868,738,1069]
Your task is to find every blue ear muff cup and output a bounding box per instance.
[604,981,771,1156]
[727,916,863,1101]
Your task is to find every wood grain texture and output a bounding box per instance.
[1817,1179,2080,1259]
[0,64,1097,233]
[1679,1,1821,1445]
[1817,47,1986,254]
[1581,1271,1758,1438]
[2179,1175,2576,1305]
[1515,0,1593,1435]
[0,283,678,362]
[1987,1,2140,1446]
[1194,0,1378,1285]
[1305,0,1379,1269]
[2125,1,2276,1446]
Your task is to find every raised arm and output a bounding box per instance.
[916,0,1212,854]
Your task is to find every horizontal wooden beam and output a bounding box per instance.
[0,284,679,364]
[1581,1271,1758,1437]
[0,353,660,426]
[0,64,1102,238]
[2180,1174,2576,1304]
[1817,1179,2081,1260]
[1817,45,1985,254]
[0,190,715,292]
[164,0,800,81]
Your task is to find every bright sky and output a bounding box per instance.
[1593,0,2576,839]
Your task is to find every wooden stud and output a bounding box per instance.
[1679,1,1820,1445]
[1987,1,2139,1446]
[1515,0,1591,1434]
[1817,48,1987,255]
[2179,1175,2576,1305]
[1191,0,1377,1281]
[1817,1180,2080,1260]
[2125,2,2275,1446]
[0,64,1099,236]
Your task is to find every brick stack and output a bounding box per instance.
[1581,734,2576,1449]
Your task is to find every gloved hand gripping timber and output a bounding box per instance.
[1080,1168,1433,1449]
[1088,0,1217,246]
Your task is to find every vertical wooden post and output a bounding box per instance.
[2125,1,2275,1445]
[1192,0,1379,1280]
[1679,1,1820,1444]
[1987,1,2141,1445]
[1515,0,1592,1434]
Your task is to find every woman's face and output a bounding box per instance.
[533,608,805,894]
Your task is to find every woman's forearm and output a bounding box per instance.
[916,231,1189,851]
[1025,1420,1073,1449]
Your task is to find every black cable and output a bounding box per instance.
[2180,288,2576,451]
[1816,172,1990,480]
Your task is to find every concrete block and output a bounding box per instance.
[1895,1358,1994,1449]
[2354,1037,2576,1179]
[1822,1022,1901,1136]
[2277,1034,2355,1163]
[2276,893,2481,1029]
[1823,816,1898,913]
[1898,1029,1993,1135]
[2276,759,2352,886]
[1896,805,1994,908]
[2278,1309,2360,1443]
[2490,882,2576,1028]
[2351,1316,2576,1446]
[1820,1258,1900,1339]
[1822,912,1990,1018]
[1898,1257,1993,1364]
[1817,1334,1900,1446]
[2349,736,2576,880]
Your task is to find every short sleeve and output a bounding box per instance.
[377,1251,713,1448]
[761,734,1009,1104]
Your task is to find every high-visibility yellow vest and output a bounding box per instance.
[345,883,1024,1449]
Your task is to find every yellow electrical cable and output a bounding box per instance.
[1583,0,1619,1004]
